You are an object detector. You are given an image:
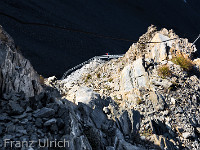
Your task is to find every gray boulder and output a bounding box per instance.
[119,111,132,136]
[34,107,55,118]
[120,58,149,92]
[90,108,107,129]
[8,100,24,115]
[44,118,57,126]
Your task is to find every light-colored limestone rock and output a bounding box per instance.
[182,132,195,139]
[149,33,172,62]
[149,91,165,111]
[171,97,176,105]
[120,58,149,93]
[47,76,57,82]
[120,65,133,92]
[76,86,100,105]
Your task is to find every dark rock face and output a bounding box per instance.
[0,90,150,150]
[119,111,132,136]
[8,100,25,115]
[0,26,43,97]
[34,107,55,118]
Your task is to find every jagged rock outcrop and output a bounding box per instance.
[48,25,200,149]
[120,58,149,101]
[0,26,154,150]
[121,58,149,92]
[1,24,199,150]
[124,25,197,63]
[0,26,43,97]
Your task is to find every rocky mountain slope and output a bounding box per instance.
[0,0,199,78]
[46,25,200,149]
[0,26,159,150]
[0,25,200,149]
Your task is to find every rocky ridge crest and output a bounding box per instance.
[47,25,200,149]
[0,26,158,150]
[0,25,200,149]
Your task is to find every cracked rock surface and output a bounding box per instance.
[0,26,43,97]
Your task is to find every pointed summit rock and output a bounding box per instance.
[0,26,43,97]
